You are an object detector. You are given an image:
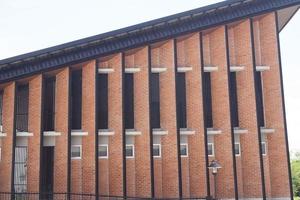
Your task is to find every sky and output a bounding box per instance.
[0,0,299,152]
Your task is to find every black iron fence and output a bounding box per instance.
[0,193,207,200]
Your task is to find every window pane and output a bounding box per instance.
[235,143,240,155]
[261,143,266,155]
[150,73,160,128]
[153,144,160,157]
[99,145,108,157]
[207,143,214,156]
[176,73,187,128]
[98,74,108,129]
[71,70,82,130]
[180,144,188,156]
[71,146,81,158]
[126,145,134,157]
[203,73,213,127]
[16,84,29,132]
[124,74,134,129]
[230,72,239,127]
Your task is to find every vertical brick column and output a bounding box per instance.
[54,68,69,193]
[0,82,15,192]
[259,13,291,198]
[233,20,263,198]
[82,61,97,195]
[108,54,124,196]
[133,47,152,197]
[159,40,180,198]
[206,27,235,198]
[27,75,42,192]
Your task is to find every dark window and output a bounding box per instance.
[230,72,239,127]
[43,77,56,131]
[124,74,134,129]
[150,73,160,128]
[71,70,82,130]
[203,72,213,127]
[255,72,265,127]
[98,74,108,129]
[16,84,29,132]
[176,73,187,128]
[0,92,3,128]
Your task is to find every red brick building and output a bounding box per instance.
[0,0,299,199]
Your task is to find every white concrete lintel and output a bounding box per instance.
[43,131,61,137]
[98,68,115,74]
[180,128,195,135]
[17,132,33,137]
[0,132,7,137]
[126,129,142,136]
[151,67,167,73]
[71,130,88,136]
[260,127,275,134]
[98,129,115,136]
[152,128,168,135]
[207,128,222,135]
[204,65,218,72]
[177,66,193,73]
[125,67,141,73]
[256,65,270,72]
[230,65,245,72]
[234,127,248,134]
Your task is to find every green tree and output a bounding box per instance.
[292,153,300,197]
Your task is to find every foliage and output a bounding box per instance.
[292,153,300,197]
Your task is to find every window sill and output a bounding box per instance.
[152,128,168,136]
[260,127,275,134]
[256,65,270,72]
[16,132,33,137]
[233,127,248,134]
[71,130,88,136]
[204,65,218,72]
[180,128,195,135]
[125,129,141,136]
[98,129,115,136]
[151,67,167,73]
[207,128,222,135]
[0,132,7,137]
[98,68,114,74]
[43,131,61,137]
[125,67,141,73]
[230,65,245,72]
[177,66,192,73]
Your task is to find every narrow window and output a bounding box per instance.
[176,73,187,128]
[98,74,108,129]
[71,145,82,159]
[0,92,3,132]
[0,147,2,161]
[98,145,108,159]
[71,70,82,130]
[153,144,161,158]
[230,72,239,127]
[235,143,241,156]
[43,77,56,131]
[261,142,267,156]
[150,73,160,128]
[207,143,214,157]
[16,84,29,132]
[203,72,213,127]
[180,143,188,157]
[125,144,134,158]
[255,72,265,127]
[124,74,134,129]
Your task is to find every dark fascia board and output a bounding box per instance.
[0,0,299,83]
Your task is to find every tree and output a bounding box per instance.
[292,153,300,197]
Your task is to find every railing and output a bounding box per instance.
[0,192,207,200]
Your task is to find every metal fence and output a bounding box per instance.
[0,193,207,200]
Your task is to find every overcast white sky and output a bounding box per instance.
[0,0,299,152]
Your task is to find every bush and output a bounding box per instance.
[292,153,300,197]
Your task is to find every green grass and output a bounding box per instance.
[294,197,300,200]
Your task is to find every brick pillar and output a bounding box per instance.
[159,40,180,198]
[54,68,69,193]
[108,53,124,196]
[133,47,152,197]
[204,26,235,198]
[27,75,42,192]
[82,61,96,195]
[187,33,207,198]
[0,82,15,192]
[259,13,291,198]
[232,20,263,198]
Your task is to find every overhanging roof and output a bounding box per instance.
[0,0,299,83]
